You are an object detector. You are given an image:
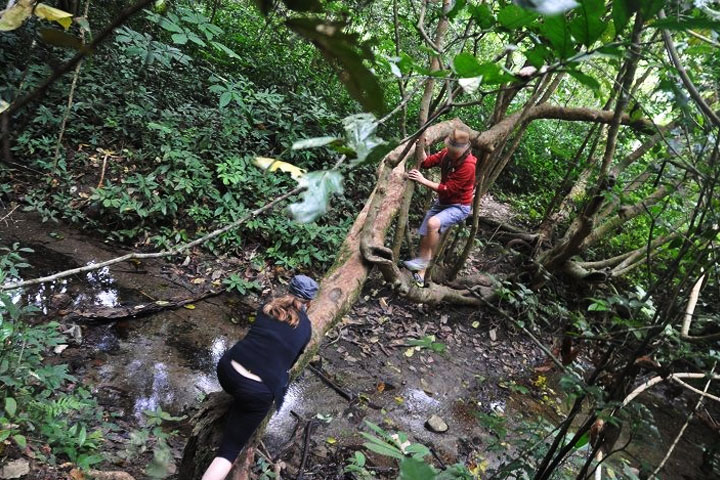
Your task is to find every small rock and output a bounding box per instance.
[425,414,448,433]
[1,459,30,479]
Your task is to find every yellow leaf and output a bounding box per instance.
[394,396,404,404]
[253,156,306,181]
[34,3,73,29]
[471,321,479,329]
[191,277,205,284]
[325,437,336,444]
[184,304,196,310]
[404,347,415,357]
[0,0,33,32]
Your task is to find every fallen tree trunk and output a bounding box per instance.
[178,123,455,478]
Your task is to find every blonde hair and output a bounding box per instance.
[263,294,309,328]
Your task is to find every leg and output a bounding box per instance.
[417,215,442,279]
[201,457,233,480]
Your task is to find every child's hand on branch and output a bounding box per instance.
[408,169,425,183]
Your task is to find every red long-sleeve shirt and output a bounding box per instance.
[421,148,477,205]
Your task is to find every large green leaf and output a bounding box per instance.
[568,69,601,91]
[469,4,495,29]
[497,4,537,29]
[342,113,390,165]
[453,54,512,84]
[612,0,634,35]
[288,171,344,223]
[4,397,16,417]
[287,18,385,115]
[292,136,339,150]
[447,0,466,20]
[569,0,606,47]
[540,15,575,58]
[525,44,552,67]
[453,52,483,77]
[399,458,436,480]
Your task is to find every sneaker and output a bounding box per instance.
[403,258,428,271]
[412,272,425,288]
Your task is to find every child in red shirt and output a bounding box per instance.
[404,129,477,286]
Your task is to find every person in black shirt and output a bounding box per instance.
[201,275,318,480]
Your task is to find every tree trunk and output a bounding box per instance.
[392,0,452,259]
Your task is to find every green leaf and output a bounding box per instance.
[219,91,232,108]
[171,33,188,44]
[288,170,344,223]
[159,18,183,33]
[38,28,83,49]
[211,41,241,59]
[5,397,17,417]
[525,44,551,68]
[612,0,637,34]
[399,457,436,480]
[343,113,386,165]
[361,436,405,460]
[447,0,466,20]
[453,52,482,78]
[361,141,398,167]
[286,18,385,115]
[497,4,537,29]
[469,4,495,29]
[13,434,26,449]
[574,431,590,449]
[569,0,606,47]
[568,69,600,91]
[540,14,574,58]
[292,136,339,150]
[641,0,665,19]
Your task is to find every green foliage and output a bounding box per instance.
[119,406,186,479]
[223,274,262,295]
[349,421,474,479]
[0,252,106,468]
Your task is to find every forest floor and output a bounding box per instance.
[0,200,715,480]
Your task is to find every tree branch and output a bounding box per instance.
[1,186,305,290]
[660,11,720,127]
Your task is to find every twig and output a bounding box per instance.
[96,153,109,189]
[1,185,305,290]
[0,204,19,224]
[295,419,318,480]
[649,363,716,479]
[308,364,381,409]
[271,412,303,463]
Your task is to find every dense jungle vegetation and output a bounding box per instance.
[1,0,720,479]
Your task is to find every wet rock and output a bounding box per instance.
[425,414,448,433]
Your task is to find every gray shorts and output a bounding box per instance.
[418,202,471,236]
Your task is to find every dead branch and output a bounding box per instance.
[1,185,304,290]
[63,289,222,322]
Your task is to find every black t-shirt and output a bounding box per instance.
[221,306,311,408]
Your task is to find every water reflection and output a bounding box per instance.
[133,362,174,421]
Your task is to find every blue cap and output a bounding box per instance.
[288,275,319,300]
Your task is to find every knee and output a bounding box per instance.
[427,216,441,232]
